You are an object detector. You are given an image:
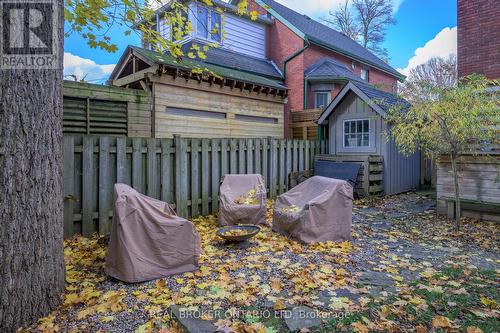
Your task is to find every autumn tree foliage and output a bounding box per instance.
[386,75,499,230]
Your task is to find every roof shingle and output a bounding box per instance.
[259,0,403,79]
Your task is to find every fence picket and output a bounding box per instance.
[201,139,210,216]
[254,139,261,175]
[211,139,220,214]
[293,140,298,172]
[221,138,228,177]
[63,136,75,238]
[262,138,268,191]
[246,139,253,174]
[132,138,143,192]
[98,137,111,235]
[116,137,126,183]
[299,140,304,171]
[269,138,277,197]
[191,139,200,217]
[160,139,172,203]
[279,140,285,194]
[238,139,246,174]
[81,136,94,237]
[147,138,158,198]
[230,139,237,174]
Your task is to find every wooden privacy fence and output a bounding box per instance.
[290,109,323,140]
[63,80,152,137]
[63,135,327,237]
[314,154,384,197]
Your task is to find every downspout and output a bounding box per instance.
[282,37,310,97]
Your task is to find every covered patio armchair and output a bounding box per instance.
[105,184,200,283]
[273,176,353,243]
[218,174,268,226]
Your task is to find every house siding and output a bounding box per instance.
[223,13,267,59]
[151,75,284,138]
[327,93,382,155]
[381,122,421,195]
[326,92,420,195]
[458,0,500,79]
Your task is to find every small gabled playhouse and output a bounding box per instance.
[318,81,420,196]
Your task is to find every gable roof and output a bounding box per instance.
[256,0,404,80]
[109,46,287,91]
[318,81,410,124]
[181,41,283,79]
[305,57,363,82]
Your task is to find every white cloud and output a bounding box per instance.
[63,52,115,83]
[398,26,457,76]
[275,0,405,17]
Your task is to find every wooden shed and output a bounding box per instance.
[318,80,420,196]
[107,46,287,139]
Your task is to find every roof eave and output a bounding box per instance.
[306,37,404,81]
[318,81,386,124]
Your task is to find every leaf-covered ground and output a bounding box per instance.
[26,193,499,333]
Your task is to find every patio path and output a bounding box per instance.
[29,192,499,333]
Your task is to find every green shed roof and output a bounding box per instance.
[131,46,287,90]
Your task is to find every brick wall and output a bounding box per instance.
[458,0,500,79]
[246,0,399,137]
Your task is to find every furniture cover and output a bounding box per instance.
[273,176,353,243]
[105,184,200,283]
[218,174,267,226]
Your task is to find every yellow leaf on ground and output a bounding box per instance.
[467,326,483,333]
[432,315,452,328]
[351,322,369,333]
[415,324,426,333]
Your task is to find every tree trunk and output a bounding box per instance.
[0,1,65,331]
[450,153,461,231]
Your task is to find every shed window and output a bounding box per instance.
[343,119,370,147]
[314,91,331,108]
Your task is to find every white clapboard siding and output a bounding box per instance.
[223,13,266,59]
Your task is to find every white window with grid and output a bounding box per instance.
[343,119,370,147]
[314,91,331,108]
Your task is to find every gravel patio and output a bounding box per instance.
[26,192,499,333]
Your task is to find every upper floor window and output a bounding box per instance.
[196,5,222,42]
[360,68,369,81]
[344,119,370,147]
[314,91,331,108]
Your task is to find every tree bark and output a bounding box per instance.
[0,1,65,331]
[450,153,461,231]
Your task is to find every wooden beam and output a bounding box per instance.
[139,80,151,93]
[112,66,158,87]
[150,74,286,104]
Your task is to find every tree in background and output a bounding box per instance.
[323,0,395,59]
[399,55,458,103]
[386,75,499,231]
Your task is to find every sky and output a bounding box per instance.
[64,0,457,83]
